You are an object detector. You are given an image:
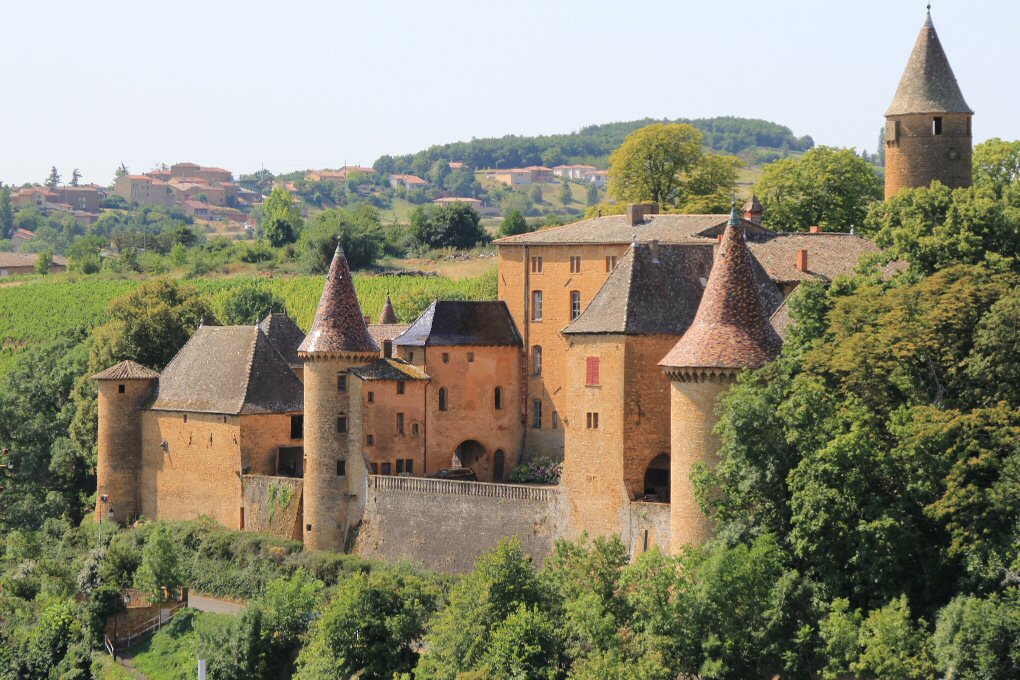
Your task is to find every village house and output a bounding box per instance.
[389,173,429,190]
[0,252,68,276]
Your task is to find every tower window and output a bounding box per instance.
[397,381,405,395]
[438,388,448,411]
[367,391,374,403]
[336,460,346,477]
[569,255,582,273]
[570,291,581,320]
[396,412,405,435]
[530,256,543,273]
[367,434,375,446]
[606,255,618,272]
[531,290,543,321]
[118,384,126,394]
[442,352,450,363]
[933,116,943,135]
[494,386,504,410]
[552,411,559,430]
[532,345,542,376]
[586,412,600,430]
[586,356,601,386]
[337,416,348,434]
[337,373,348,392]
[532,399,543,429]
[290,415,304,439]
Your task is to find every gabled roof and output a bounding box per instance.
[660,209,783,371]
[150,325,303,415]
[298,247,379,356]
[886,11,972,116]
[0,252,68,268]
[395,301,523,347]
[258,312,306,366]
[368,323,410,345]
[748,233,885,284]
[92,360,160,381]
[379,294,398,324]
[494,213,770,246]
[350,358,430,382]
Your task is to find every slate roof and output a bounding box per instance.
[886,11,972,116]
[379,294,399,324]
[748,233,883,284]
[257,313,305,366]
[494,213,771,246]
[395,301,523,347]
[350,358,430,382]
[150,326,303,415]
[92,360,160,381]
[660,209,783,370]
[368,323,410,344]
[298,246,379,356]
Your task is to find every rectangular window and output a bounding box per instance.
[532,399,543,429]
[933,116,943,135]
[367,391,374,404]
[404,459,413,474]
[370,462,379,474]
[605,255,618,272]
[337,416,348,434]
[442,352,450,363]
[381,462,392,475]
[337,460,346,477]
[586,412,600,430]
[411,423,420,437]
[467,352,474,363]
[532,346,542,376]
[290,415,304,439]
[570,291,581,320]
[118,384,126,394]
[569,255,582,273]
[367,434,375,446]
[586,356,601,386]
[530,256,543,273]
[552,411,559,430]
[396,381,405,395]
[531,290,543,321]
[397,459,405,474]
[337,373,348,392]
[396,412,405,436]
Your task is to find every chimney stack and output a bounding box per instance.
[796,249,809,272]
[382,340,393,359]
[626,202,659,227]
[742,195,764,225]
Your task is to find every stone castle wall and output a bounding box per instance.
[353,475,562,572]
[885,112,972,198]
[241,475,303,540]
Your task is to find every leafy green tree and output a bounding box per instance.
[586,181,599,207]
[481,604,565,679]
[69,168,82,186]
[818,599,864,680]
[45,165,61,189]
[297,204,383,272]
[133,523,183,604]
[608,123,705,207]
[558,178,573,207]
[0,185,14,238]
[499,209,528,237]
[973,137,1020,198]
[219,285,287,325]
[427,160,451,186]
[443,168,479,197]
[67,234,105,274]
[852,597,936,680]
[754,146,883,231]
[933,592,1020,680]
[878,127,887,166]
[409,202,487,250]
[262,187,303,247]
[530,182,544,205]
[34,249,53,275]
[114,162,129,181]
[296,571,436,680]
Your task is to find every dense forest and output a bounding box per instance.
[374,116,815,174]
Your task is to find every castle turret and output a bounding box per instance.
[659,206,781,552]
[92,360,160,524]
[885,8,973,199]
[742,195,763,225]
[379,293,398,324]
[298,246,379,551]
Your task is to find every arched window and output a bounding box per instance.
[643,454,670,503]
[494,386,504,410]
[438,387,448,411]
[532,346,542,376]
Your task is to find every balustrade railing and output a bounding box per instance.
[368,474,558,501]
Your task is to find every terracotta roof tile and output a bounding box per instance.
[748,233,885,283]
[660,209,783,370]
[92,360,160,381]
[379,294,398,324]
[298,247,379,356]
[494,213,768,246]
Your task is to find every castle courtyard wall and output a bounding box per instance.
[622,335,680,500]
[350,375,427,476]
[239,413,303,476]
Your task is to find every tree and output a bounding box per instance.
[530,182,544,205]
[133,523,183,604]
[933,592,1020,680]
[753,146,883,231]
[481,604,565,679]
[409,202,486,250]
[262,187,303,247]
[297,204,383,272]
[0,185,14,238]
[499,209,528,237]
[35,250,53,275]
[69,168,81,186]
[559,178,573,207]
[877,127,887,166]
[114,163,129,182]
[219,285,287,325]
[972,137,1020,198]
[852,597,936,680]
[586,182,599,207]
[45,166,61,189]
[608,123,705,207]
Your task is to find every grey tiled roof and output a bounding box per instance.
[886,12,972,116]
[257,313,305,366]
[92,360,160,381]
[150,325,303,415]
[368,324,410,344]
[395,301,523,347]
[748,233,884,283]
[494,213,771,245]
[350,358,430,382]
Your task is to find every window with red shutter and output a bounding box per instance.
[586,356,600,386]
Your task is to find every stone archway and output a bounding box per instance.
[643,453,670,503]
[454,440,489,480]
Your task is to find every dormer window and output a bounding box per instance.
[933,116,943,135]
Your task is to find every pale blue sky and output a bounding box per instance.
[1,0,1017,186]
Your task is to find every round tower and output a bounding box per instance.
[93,360,160,524]
[299,246,380,551]
[659,206,782,553]
[885,9,973,199]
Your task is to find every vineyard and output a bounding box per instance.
[0,269,497,376]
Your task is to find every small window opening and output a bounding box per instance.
[467,352,474,363]
[290,415,304,439]
[396,412,405,435]
[933,116,943,135]
[381,462,392,475]
[532,399,543,429]
[494,386,504,410]
[337,416,348,434]
[336,460,346,477]
[438,388,448,411]
[586,412,600,429]
[367,434,375,446]
[337,373,348,392]
[118,384,126,394]
[442,352,450,363]
[367,391,374,403]
[397,381,405,395]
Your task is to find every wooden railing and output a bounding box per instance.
[368,474,558,501]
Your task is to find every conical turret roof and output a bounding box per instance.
[660,207,782,371]
[379,293,399,324]
[886,10,972,116]
[298,246,379,356]
[92,360,160,381]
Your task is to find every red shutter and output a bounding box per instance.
[586,357,600,386]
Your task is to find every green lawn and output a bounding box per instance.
[129,609,237,680]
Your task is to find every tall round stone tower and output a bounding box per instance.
[92,360,160,524]
[659,206,782,553]
[885,8,973,199]
[298,246,380,551]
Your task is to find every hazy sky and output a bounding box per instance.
[2,1,1017,186]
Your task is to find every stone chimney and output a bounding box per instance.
[626,203,659,226]
[796,249,809,272]
[742,195,763,225]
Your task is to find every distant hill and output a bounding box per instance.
[374,116,814,174]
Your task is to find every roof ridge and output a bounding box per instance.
[239,327,262,412]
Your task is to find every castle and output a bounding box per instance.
[93,10,973,569]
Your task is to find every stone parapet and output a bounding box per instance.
[368,474,558,502]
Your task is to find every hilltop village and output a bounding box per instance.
[92,10,977,569]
